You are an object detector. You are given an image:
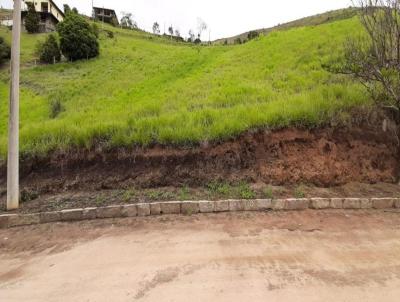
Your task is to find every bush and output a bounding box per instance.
[25,2,40,34]
[247,31,259,40]
[57,13,99,61]
[36,34,61,64]
[91,23,100,38]
[234,38,242,45]
[0,37,11,64]
[49,99,64,118]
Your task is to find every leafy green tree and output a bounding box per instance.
[25,2,40,34]
[57,13,99,61]
[36,34,61,64]
[0,37,11,64]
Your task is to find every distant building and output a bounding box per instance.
[93,7,119,26]
[22,0,65,32]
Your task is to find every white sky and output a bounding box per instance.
[1,0,352,40]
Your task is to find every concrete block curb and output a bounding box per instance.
[161,202,181,215]
[181,201,200,215]
[286,199,310,210]
[199,201,215,213]
[97,206,122,219]
[1,197,400,228]
[257,199,273,210]
[61,209,83,221]
[215,200,230,212]
[372,198,395,209]
[310,198,330,210]
[137,204,151,217]
[343,198,361,209]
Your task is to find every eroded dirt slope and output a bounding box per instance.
[0,125,397,196]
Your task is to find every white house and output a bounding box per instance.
[22,0,65,32]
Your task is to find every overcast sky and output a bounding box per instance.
[1,0,352,40]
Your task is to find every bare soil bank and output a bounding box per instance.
[0,126,398,195]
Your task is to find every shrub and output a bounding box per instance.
[25,2,40,34]
[247,30,260,40]
[91,23,100,38]
[237,182,256,199]
[0,37,11,64]
[57,13,99,61]
[36,34,61,64]
[234,38,242,45]
[49,99,64,118]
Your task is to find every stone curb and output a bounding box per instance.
[1,197,399,228]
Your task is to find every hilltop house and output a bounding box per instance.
[22,0,65,32]
[93,7,119,26]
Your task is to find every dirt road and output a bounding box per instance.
[1,210,400,301]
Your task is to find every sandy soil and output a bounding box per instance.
[1,210,400,301]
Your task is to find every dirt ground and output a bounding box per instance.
[1,210,400,301]
[1,126,398,196]
[2,181,400,214]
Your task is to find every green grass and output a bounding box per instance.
[0,16,371,161]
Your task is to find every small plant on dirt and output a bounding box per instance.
[147,190,163,200]
[122,189,136,203]
[237,182,256,199]
[294,185,306,199]
[263,186,274,199]
[207,181,231,197]
[95,195,106,205]
[179,186,190,201]
[20,189,39,203]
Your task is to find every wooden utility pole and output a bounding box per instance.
[7,0,21,210]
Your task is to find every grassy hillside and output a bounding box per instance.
[214,8,359,44]
[0,15,369,160]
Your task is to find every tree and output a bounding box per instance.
[25,2,40,34]
[63,4,71,15]
[175,29,180,37]
[234,38,242,45]
[327,0,400,180]
[152,22,160,34]
[329,1,400,122]
[72,7,78,14]
[36,34,61,64]
[57,13,99,61]
[121,13,138,29]
[197,18,207,40]
[168,25,174,36]
[0,37,10,64]
[188,29,195,42]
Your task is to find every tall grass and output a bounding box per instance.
[0,17,370,160]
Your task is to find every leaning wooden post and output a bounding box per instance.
[7,0,21,210]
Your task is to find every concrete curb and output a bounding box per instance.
[1,197,399,228]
